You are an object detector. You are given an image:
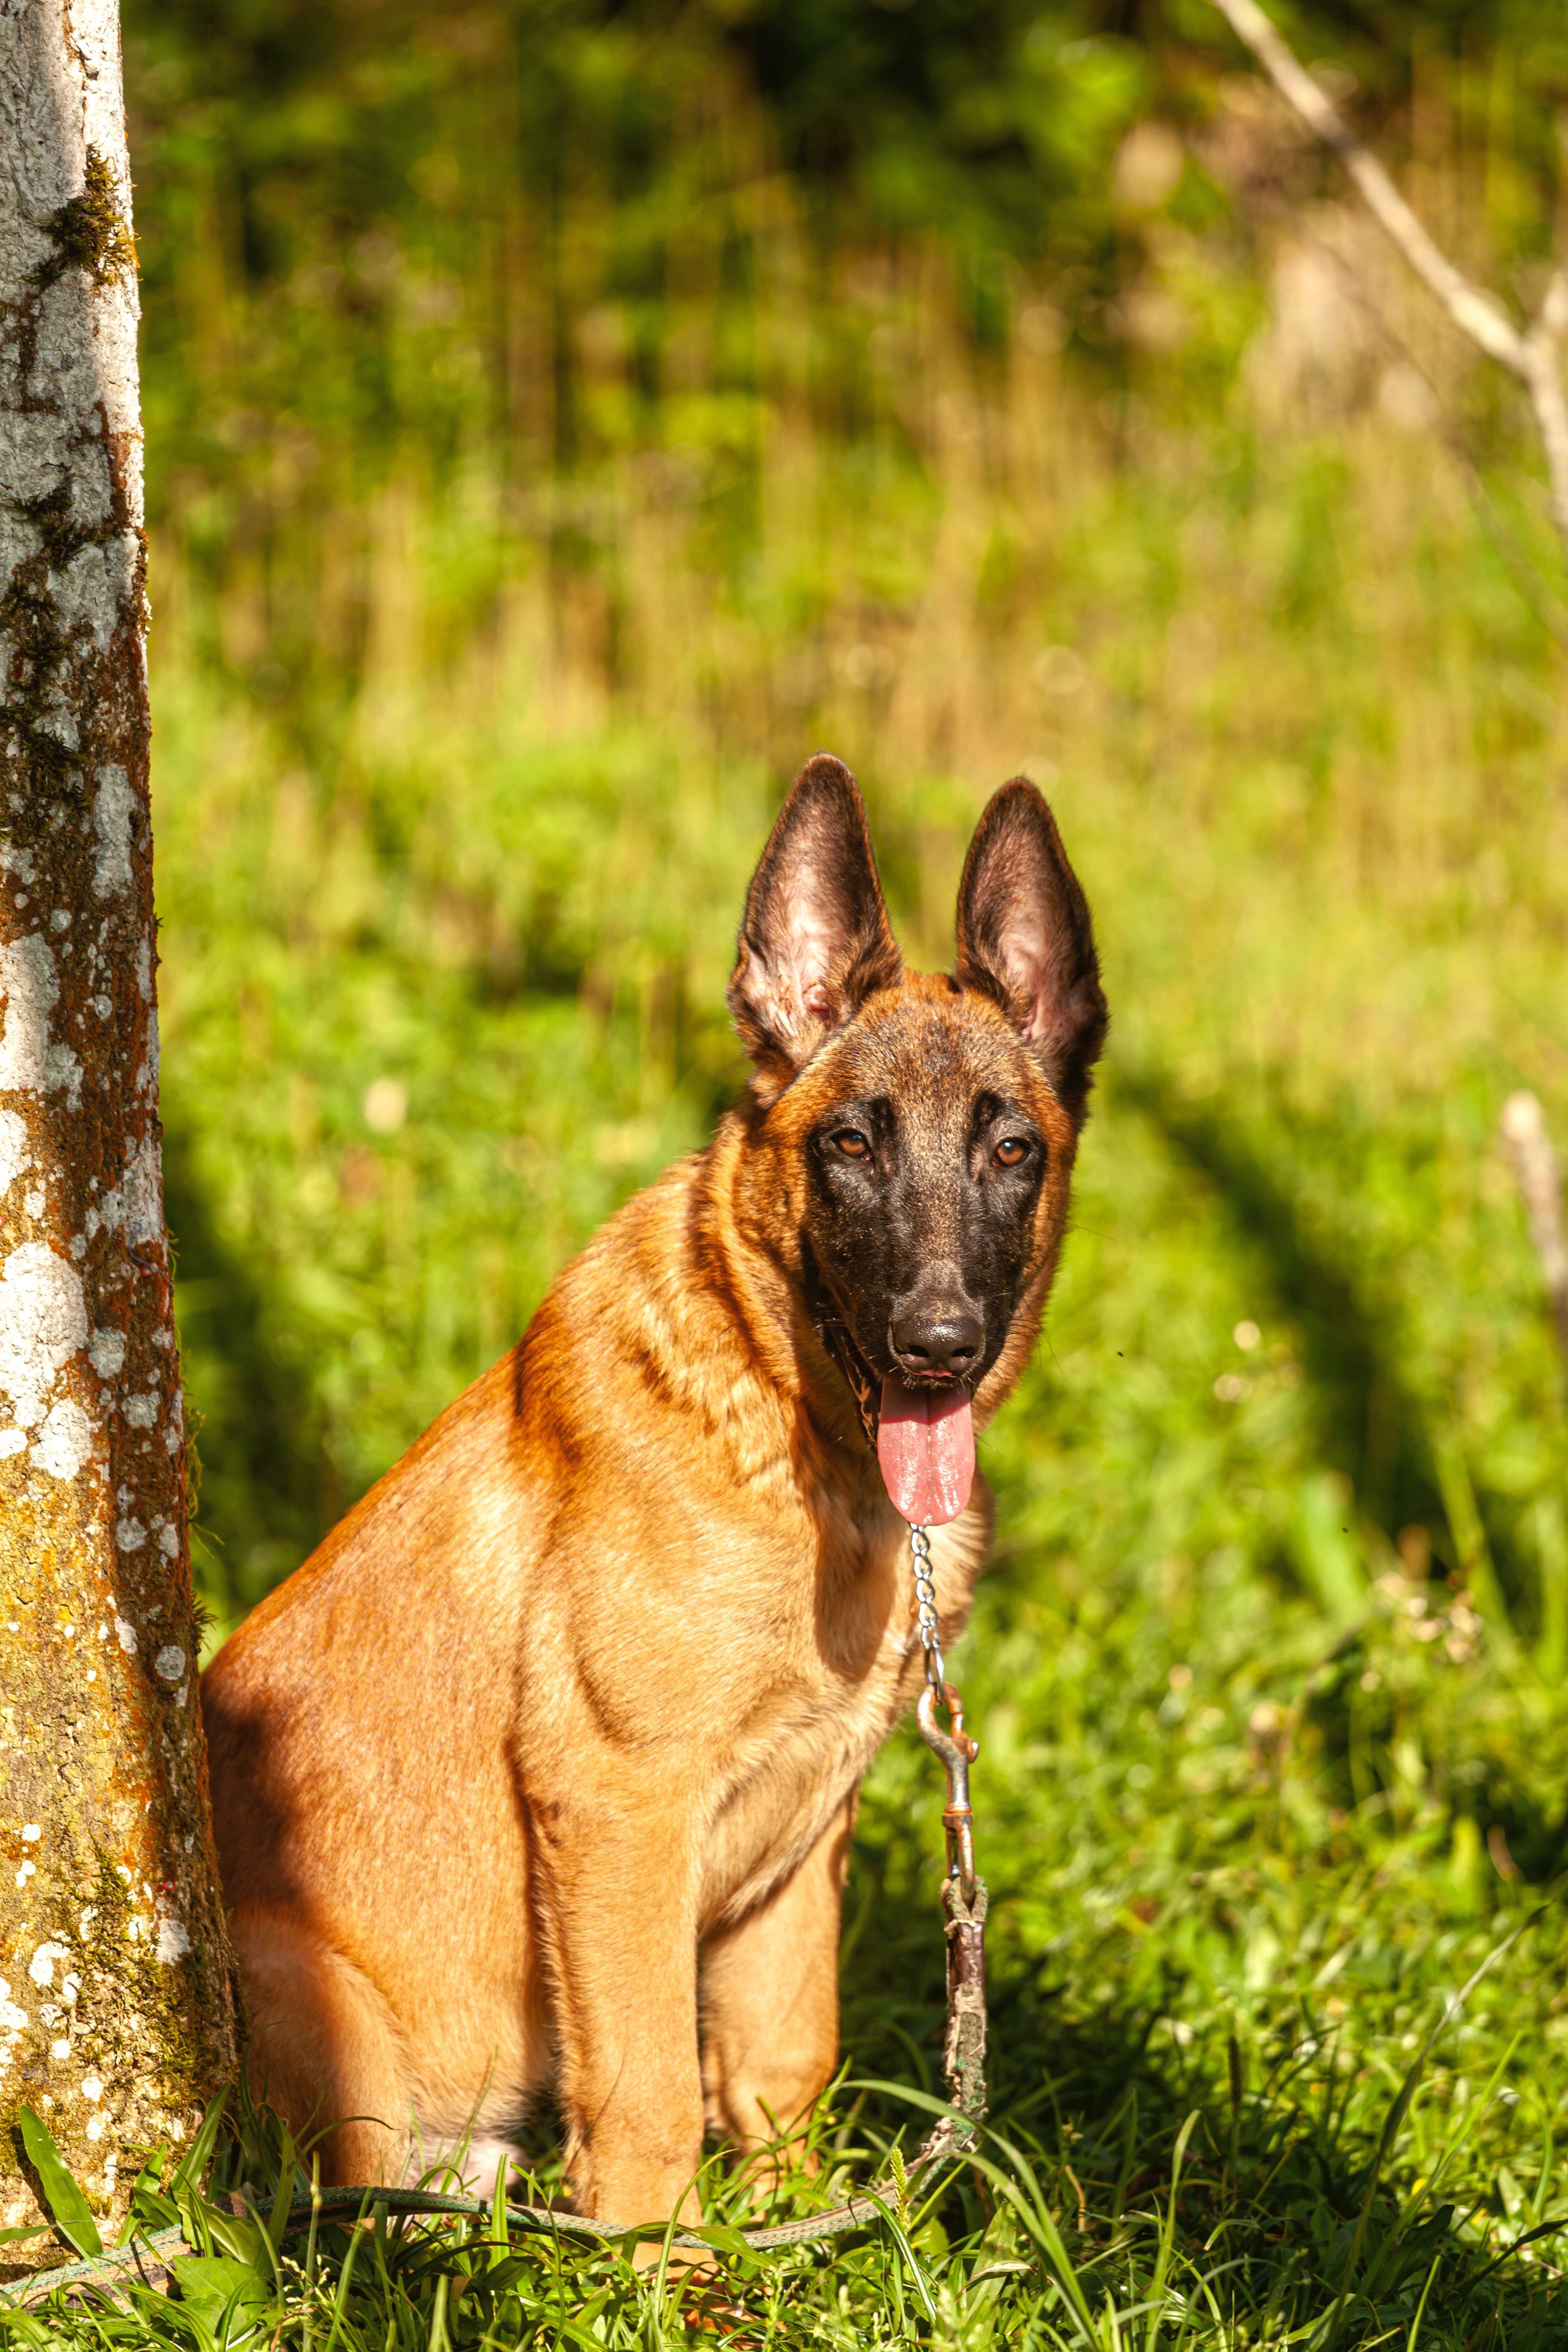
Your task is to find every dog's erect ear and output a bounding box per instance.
[729,754,902,1087]
[955,778,1107,1120]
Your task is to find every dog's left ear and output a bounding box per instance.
[729,752,902,1091]
[955,778,1107,1121]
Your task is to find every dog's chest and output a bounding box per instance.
[696,1513,982,1931]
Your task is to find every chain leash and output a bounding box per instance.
[905,1520,987,2128]
[908,1521,946,1700]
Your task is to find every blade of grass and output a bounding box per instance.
[857,2190,939,2326]
[267,2119,298,2254]
[172,2089,230,2195]
[17,2106,102,2261]
[1145,2112,1201,2352]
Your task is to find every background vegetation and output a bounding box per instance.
[25,0,1568,2339]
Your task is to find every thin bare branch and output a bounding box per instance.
[1209,0,1568,571]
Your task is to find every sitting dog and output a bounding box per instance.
[201,753,1106,2225]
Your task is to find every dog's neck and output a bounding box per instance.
[690,1110,885,1478]
[816,1312,881,1452]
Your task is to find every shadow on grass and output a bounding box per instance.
[840,1843,1564,2345]
[1113,1062,1568,1886]
[1114,1061,1445,1543]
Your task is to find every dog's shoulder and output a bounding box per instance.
[514,1131,801,1496]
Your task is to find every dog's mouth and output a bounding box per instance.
[876,1375,974,1529]
[816,1303,978,1527]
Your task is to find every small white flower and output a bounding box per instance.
[363,1077,407,1133]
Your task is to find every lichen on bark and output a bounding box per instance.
[0,0,238,2258]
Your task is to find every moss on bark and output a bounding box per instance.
[30,149,137,291]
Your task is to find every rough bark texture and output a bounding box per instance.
[0,0,238,2244]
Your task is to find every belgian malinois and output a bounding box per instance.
[201,753,1106,2227]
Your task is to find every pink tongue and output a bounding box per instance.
[876,1377,975,1527]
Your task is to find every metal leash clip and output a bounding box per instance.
[917,1678,978,1903]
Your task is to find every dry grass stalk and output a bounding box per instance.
[1502,1090,1568,1370]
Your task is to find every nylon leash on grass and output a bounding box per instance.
[5,1527,988,2305]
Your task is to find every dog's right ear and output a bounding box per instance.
[729,754,902,1092]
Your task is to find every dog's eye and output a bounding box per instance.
[994,1136,1030,1168]
[832,1129,871,1160]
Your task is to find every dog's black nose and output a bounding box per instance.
[889,1306,984,1378]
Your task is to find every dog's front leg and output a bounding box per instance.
[532,1789,707,2230]
[699,1793,855,2176]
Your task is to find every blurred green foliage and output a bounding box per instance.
[96,0,1568,2335]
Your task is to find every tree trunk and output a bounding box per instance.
[0,0,238,2240]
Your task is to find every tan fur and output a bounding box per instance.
[202,971,1084,2225]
